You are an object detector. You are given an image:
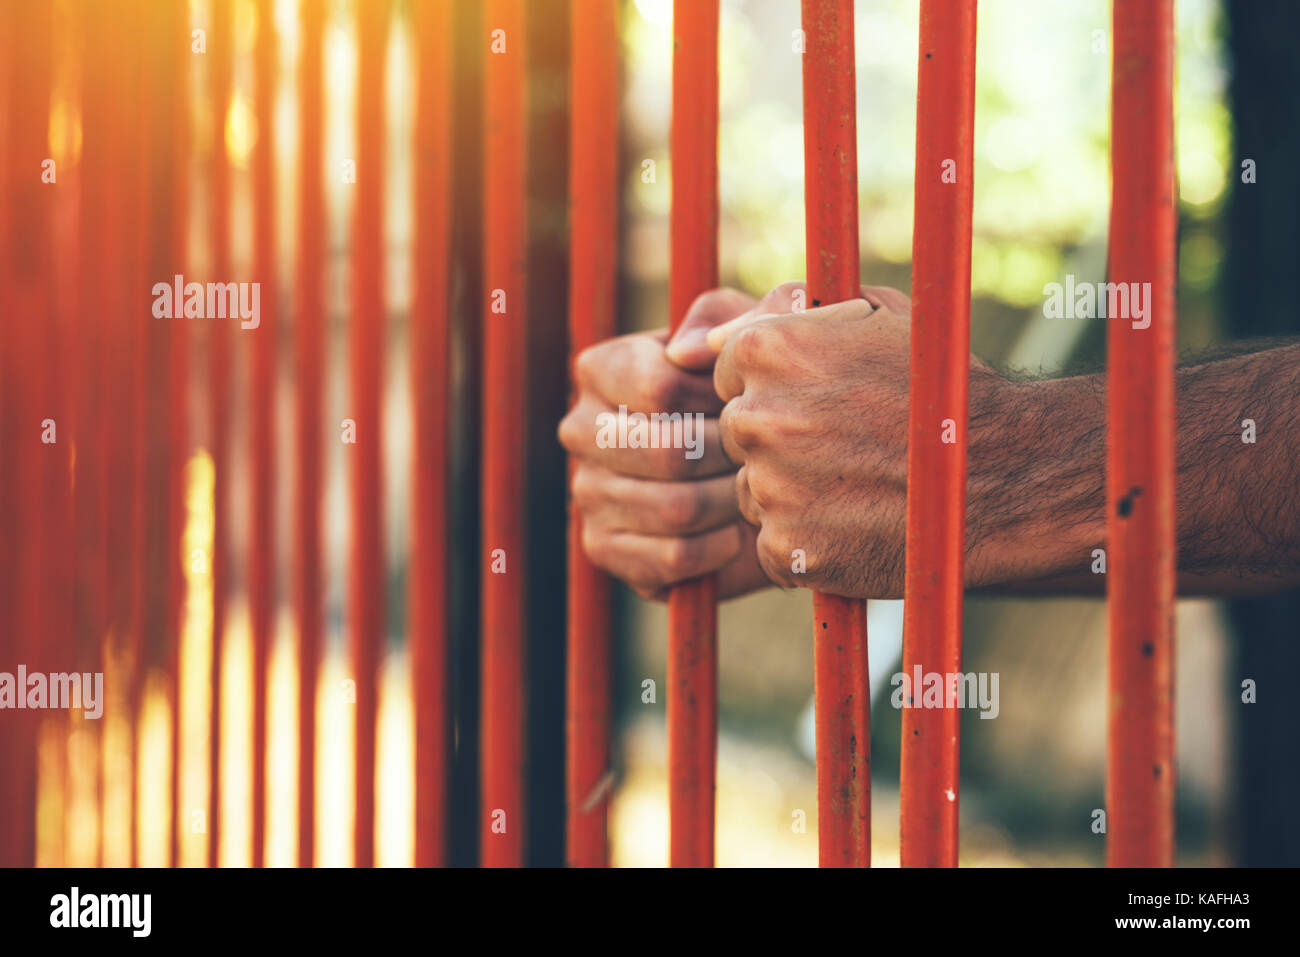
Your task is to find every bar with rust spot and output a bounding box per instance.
[1106,0,1177,869]
[900,0,977,869]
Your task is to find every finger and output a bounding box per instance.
[573,464,741,536]
[582,522,744,597]
[705,280,806,354]
[717,400,751,466]
[575,332,722,414]
[734,464,763,526]
[859,284,910,314]
[559,396,735,479]
[665,287,758,371]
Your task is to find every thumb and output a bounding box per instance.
[665,288,757,370]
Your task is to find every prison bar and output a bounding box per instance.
[161,1,191,870]
[0,0,16,867]
[351,0,391,869]
[248,0,278,868]
[124,0,150,868]
[70,0,109,871]
[0,0,13,865]
[1106,0,1177,869]
[900,0,977,869]
[667,0,720,869]
[207,0,234,870]
[0,0,54,870]
[566,0,619,869]
[482,0,528,869]
[411,0,454,869]
[295,0,326,870]
[800,0,871,869]
[90,0,134,869]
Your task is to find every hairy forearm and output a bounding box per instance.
[974,343,1300,595]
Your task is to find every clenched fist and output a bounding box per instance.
[557,289,770,601]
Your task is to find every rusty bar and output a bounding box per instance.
[899,0,977,869]
[800,0,871,869]
[162,0,191,870]
[207,0,234,870]
[351,0,390,869]
[0,0,55,869]
[481,0,528,869]
[295,0,325,870]
[565,0,619,869]
[68,0,109,871]
[411,0,453,869]
[1106,0,1177,869]
[90,0,133,869]
[124,0,150,869]
[667,0,719,869]
[0,0,15,867]
[249,0,278,868]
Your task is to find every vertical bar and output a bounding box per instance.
[0,0,15,868]
[667,0,719,869]
[481,0,528,869]
[565,0,618,869]
[1106,0,1176,869]
[351,0,390,869]
[164,0,191,870]
[899,0,977,869]
[207,0,234,870]
[296,0,325,871]
[70,0,109,870]
[95,1,135,868]
[0,0,54,869]
[411,0,453,869]
[124,0,150,869]
[249,0,277,869]
[800,0,871,869]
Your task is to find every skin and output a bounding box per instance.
[559,281,1300,601]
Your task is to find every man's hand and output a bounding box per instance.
[558,288,770,601]
[710,284,1075,599]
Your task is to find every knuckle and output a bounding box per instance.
[722,400,764,451]
[634,367,681,415]
[660,536,699,579]
[557,410,585,452]
[735,469,763,525]
[570,465,601,510]
[573,342,606,391]
[755,526,798,588]
[658,486,703,532]
[651,442,692,479]
[730,322,769,369]
[581,523,610,568]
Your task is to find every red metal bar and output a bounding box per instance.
[351,0,390,869]
[164,0,191,870]
[565,0,619,869]
[124,0,150,869]
[89,0,134,868]
[800,0,871,869]
[249,0,278,868]
[900,0,977,869]
[0,0,54,869]
[207,0,234,870]
[667,0,719,870]
[1106,0,1176,869]
[411,0,453,869]
[295,0,326,871]
[481,0,528,869]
